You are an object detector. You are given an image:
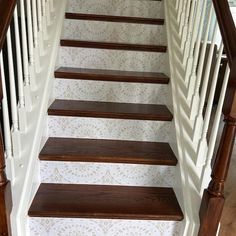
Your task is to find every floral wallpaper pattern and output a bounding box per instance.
[57,47,169,74]
[29,218,183,236]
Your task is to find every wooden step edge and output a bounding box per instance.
[48,100,173,121]
[65,12,165,25]
[60,39,167,53]
[28,183,184,221]
[54,67,170,84]
[39,138,178,166]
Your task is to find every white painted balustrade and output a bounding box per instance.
[0,0,232,235]
[166,0,231,234]
[0,0,54,162]
[0,1,64,234]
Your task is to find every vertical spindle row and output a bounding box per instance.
[196,42,224,166]
[189,5,215,120]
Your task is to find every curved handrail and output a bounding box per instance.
[0,0,17,51]
[212,0,236,67]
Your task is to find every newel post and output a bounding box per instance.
[0,68,12,236]
[198,69,236,236]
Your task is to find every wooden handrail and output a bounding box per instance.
[212,0,236,67]
[199,0,236,235]
[0,0,16,235]
[0,0,16,51]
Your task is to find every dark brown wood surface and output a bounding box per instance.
[0,69,12,235]
[0,0,16,51]
[48,100,173,121]
[199,1,236,235]
[55,67,170,84]
[65,13,165,25]
[29,183,184,220]
[39,137,178,165]
[212,0,236,66]
[61,39,167,52]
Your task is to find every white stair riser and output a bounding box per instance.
[53,79,172,106]
[29,218,182,236]
[67,0,164,18]
[40,161,176,187]
[58,47,169,73]
[48,116,174,143]
[62,20,166,45]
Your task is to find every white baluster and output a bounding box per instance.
[192,21,218,142]
[200,64,230,191]
[46,0,52,26]
[20,0,32,110]
[187,0,208,100]
[180,0,191,48]
[183,0,203,67]
[26,0,37,89]
[42,0,49,40]
[181,0,197,54]
[0,54,13,159]
[196,42,224,167]
[6,29,21,157]
[37,0,44,53]
[189,7,215,120]
[178,0,189,38]
[32,0,41,72]
[0,53,15,181]
[177,0,184,24]
[13,8,27,131]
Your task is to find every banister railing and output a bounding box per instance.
[199,1,236,235]
[0,1,16,235]
[166,0,236,235]
[0,0,61,235]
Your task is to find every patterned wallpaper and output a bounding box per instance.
[29,0,184,235]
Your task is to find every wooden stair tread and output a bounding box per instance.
[65,12,165,25]
[28,183,184,221]
[48,100,173,121]
[55,67,170,84]
[40,137,177,165]
[61,39,167,52]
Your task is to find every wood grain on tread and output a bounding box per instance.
[55,67,170,84]
[48,100,173,121]
[39,137,178,165]
[65,13,165,25]
[28,183,184,221]
[61,39,167,52]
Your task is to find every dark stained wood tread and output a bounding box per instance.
[55,67,170,84]
[48,100,173,121]
[28,183,184,221]
[65,13,165,25]
[39,137,178,165]
[61,39,167,52]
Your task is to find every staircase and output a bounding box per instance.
[28,0,184,235]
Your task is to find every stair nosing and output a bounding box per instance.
[65,12,165,25]
[48,100,173,121]
[28,183,184,221]
[54,67,170,84]
[60,39,167,53]
[39,137,178,166]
